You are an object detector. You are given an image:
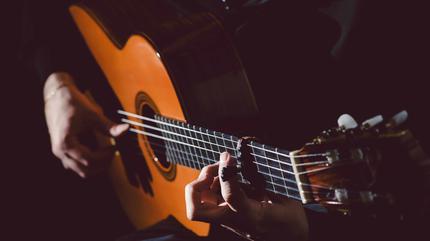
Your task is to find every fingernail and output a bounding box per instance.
[220,152,230,162]
[111,124,129,136]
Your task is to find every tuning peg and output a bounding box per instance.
[362,115,383,129]
[386,110,408,128]
[337,114,358,129]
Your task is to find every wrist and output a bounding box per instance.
[43,72,77,102]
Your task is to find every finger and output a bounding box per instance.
[95,113,129,137]
[185,179,229,222]
[198,163,220,182]
[61,156,88,178]
[218,152,248,212]
[65,138,115,169]
[109,123,129,137]
[210,176,221,194]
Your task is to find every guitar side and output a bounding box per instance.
[69,0,258,236]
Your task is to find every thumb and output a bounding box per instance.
[96,113,129,137]
[218,152,248,212]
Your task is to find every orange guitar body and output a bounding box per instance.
[69,0,257,236]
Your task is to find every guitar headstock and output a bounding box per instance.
[292,111,422,217]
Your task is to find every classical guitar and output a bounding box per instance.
[69,0,427,236]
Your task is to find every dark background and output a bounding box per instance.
[3,3,133,241]
[3,0,430,241]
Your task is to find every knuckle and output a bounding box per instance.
[185,183,194,193]
[51,144,62,157]
[201,166,209,173]
[186,208,198,221]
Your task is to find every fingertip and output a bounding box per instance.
[110,123,129,137]
[220,152,230,163]
[81,160,89,166]
[79,172,86,178]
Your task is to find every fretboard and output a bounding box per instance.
[119,110,302,201]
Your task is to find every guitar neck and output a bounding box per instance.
[119,110,303,201]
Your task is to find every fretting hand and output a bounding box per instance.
[185,152,308,241]
[43,72,128,178]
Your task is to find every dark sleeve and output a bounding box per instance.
[20,0,97,90]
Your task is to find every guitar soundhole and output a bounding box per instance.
[140,105,171,169]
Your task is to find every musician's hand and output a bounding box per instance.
[43,72,129,178]
[185,152,308,241]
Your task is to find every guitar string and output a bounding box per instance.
[130,127,297,175]
[120,114,328,168]
[122,118,327,168]
[136,139,330,196]
[129,128,334,191]
[137,139,300,187]
[118,110,329,159]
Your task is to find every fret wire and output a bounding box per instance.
[178,123,195,169]
[120,110,317,163]
[198,127,210,165]
[156,116,174,164]
[221,133,228,153]
[130,128,298,176]
[206,129,217,164]
[276,147,290,197]
[166,118,180,165]
[169,121,184,167]
[190,125,205,168]
[122,117,236,152]
[267,185,301,201]
[261,144,276,192]
[143,137,302,190]
[159,143,301,195]
[166,119,184,166]
[251,152,292,166]
[121,115,299,169]
[141,137,298,197]
[186,124,201,170]
[160,144,301,198]
[175,122,191,168]
[152,140,201,169]
[214,132,223,160]
[248,143,292,159]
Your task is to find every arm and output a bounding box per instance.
[20,0,128,177]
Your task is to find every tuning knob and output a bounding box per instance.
[362,115,383,129]
[337,114,358,129]
[386,110,408,128]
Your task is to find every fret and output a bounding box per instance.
[214,131,227,153]
[169,122,187,167]
[205,129,218,163]
[186,124,203,169]
[166,119,181,165]
[119,111,304,198]
[189,125,206,168]
[221,133,228,154]
[155,116,174,164]
[177,122,195,169]
[197,127,210,165]
[277,148,301,200]
[263,144,291,196]
[275,148,288,197]
[251,142,276,193]
[165,119,184,166]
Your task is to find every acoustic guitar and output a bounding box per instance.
[69,0,427,236]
